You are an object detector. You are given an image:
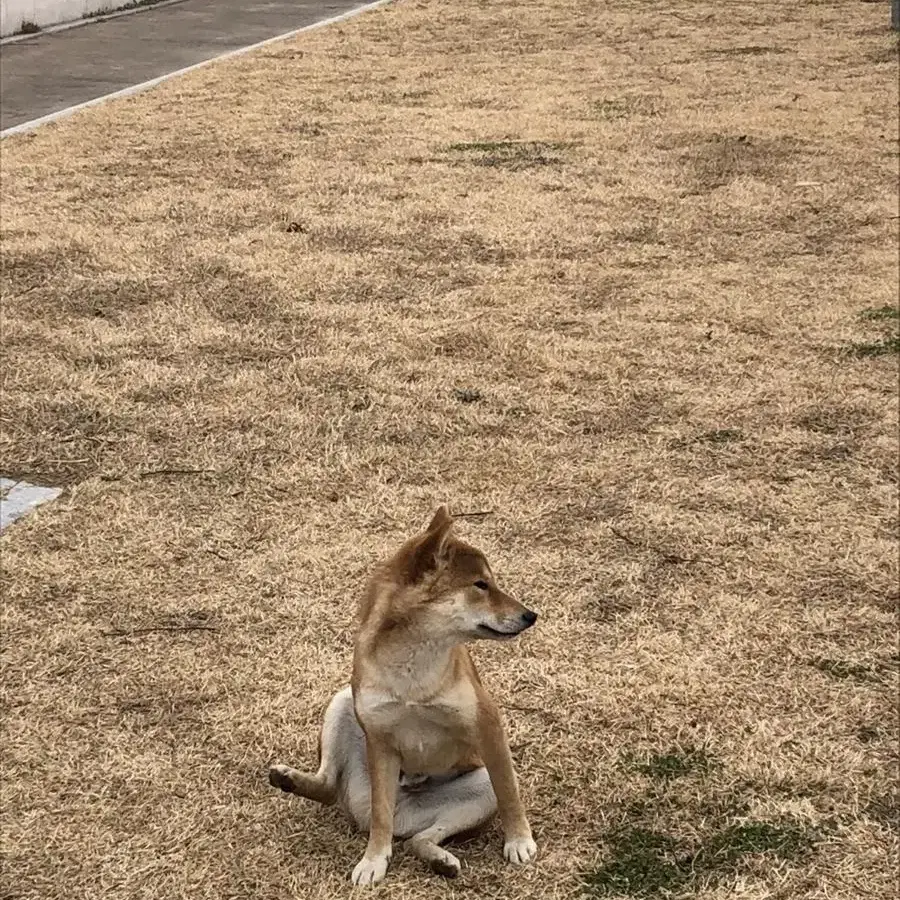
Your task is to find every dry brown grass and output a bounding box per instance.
[1,1,898,898]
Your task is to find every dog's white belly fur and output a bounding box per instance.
[394,715,460,774]
[309,687,496,841]
[355,684,477,775]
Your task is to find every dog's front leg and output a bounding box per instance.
[352,734,400,886]
[477,704,537,865]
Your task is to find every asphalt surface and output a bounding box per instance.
[0,0,373,130]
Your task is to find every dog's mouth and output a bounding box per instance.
[476,624,520,640]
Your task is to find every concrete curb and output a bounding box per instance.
[1,0,392,139]
[0,478,63,531]
[0,0,190,46]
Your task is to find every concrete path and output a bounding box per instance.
[0,478,62,531]
[0,0,377,131]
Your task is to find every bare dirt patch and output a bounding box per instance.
[1,1,897,899]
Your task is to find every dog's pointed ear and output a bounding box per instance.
[425,504,452,533]
[407,506,454,580]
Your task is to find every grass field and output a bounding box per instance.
[1,0,898,898]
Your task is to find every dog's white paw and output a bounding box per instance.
[351,854,390,886]
[503,835,538,865]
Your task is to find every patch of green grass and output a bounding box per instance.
[703,45,786,57]
[629,746,712,780]
[668,428,744,450]
[584,820,820,897]
[442,140,568,170]
[856,724,882,743]
[400,88,431,102]
[845,306,899,357]
[859,306,899,321]
[808,656,874,681]
[586,756,822,899]
[863,794,899,833]
[763,776,831,799]
[701,821,818,866]
[846,335,900,358]
[701,428,743,444]
[591,94,661,121]
[584,829,691,898]
[453,387,482,403]
[446,140,568,153]
[591,95,659,120]
[593,99,631,120]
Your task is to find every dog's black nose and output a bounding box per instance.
[521,609,538,626]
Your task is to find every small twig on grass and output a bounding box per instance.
[227,346,300,363]
[503,702,543,714]
[139,468,214,478]
[7,285,39,300]
[503,702,559,721]
[609,526,651,549]
[453,510,494,519]
[668,11,713,24]
[610,526,698,564]
[203,547,231,561]
[103,625,219,637]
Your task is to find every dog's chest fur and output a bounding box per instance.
[355,648,479,774]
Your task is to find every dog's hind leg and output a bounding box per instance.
[269,686,355,807]
[395,768,497,878]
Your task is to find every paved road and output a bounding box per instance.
[0,0,373,131]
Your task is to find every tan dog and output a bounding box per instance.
[268,506,538,885]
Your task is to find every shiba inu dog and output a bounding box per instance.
[268,506,538,885]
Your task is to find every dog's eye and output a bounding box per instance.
[474,580,489,590]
